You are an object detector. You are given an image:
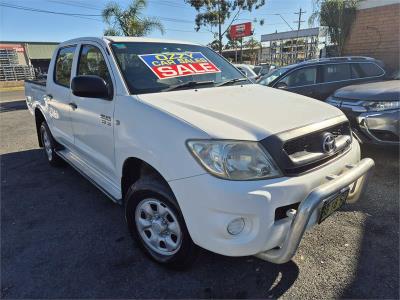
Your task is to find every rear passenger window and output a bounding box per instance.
[358,63,384,77]
[322,63,351,82]
[78,45,111,86]
[54,46,76,87]
[279,67,317,87]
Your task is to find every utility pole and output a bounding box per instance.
[217,0,222,54]
[294,8,305,33]
[294,8,306,62]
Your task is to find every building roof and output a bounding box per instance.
[0,41,59,45]
[261,27,320,42]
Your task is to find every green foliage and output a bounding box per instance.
[102,0,165,37]
[225,31,239,49]
[245,37,260,64]
[185,0,266,53]
[208,39,221,50]
[309,0,359,55]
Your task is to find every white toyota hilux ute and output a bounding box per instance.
[25,37,374,269]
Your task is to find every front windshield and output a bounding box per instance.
[110,42,248,94]
[257,67,289,85]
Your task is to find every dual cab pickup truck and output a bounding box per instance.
[25,37,374,269]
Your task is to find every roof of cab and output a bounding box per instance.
[105,36,200,45]
[58,36,201,47]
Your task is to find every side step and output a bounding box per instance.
[56,149,122,204]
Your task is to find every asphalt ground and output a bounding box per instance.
[1,90,399,299]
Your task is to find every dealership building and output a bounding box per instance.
[0,41,58,82]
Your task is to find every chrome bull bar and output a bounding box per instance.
[255,158,375,264]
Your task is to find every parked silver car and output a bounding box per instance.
[326,76,399,146]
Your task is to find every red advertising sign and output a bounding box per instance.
[139,52,220,80]
[229,22,253,39]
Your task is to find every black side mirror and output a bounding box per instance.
[71,75,111,99]
[276,82,288,89]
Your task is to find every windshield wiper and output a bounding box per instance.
[163,80,215,92]
[216,77,249,87]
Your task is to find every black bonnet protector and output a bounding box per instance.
[260,115,352,176]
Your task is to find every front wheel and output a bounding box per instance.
[125,177,198,269]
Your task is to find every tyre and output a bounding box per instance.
[40,122,64,167]
[125,176,199,270]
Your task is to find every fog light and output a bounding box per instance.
[227,217,245,235]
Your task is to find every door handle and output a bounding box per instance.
[69,102,78,110]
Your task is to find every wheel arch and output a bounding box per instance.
[121,157,173,200]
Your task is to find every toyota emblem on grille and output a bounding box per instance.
[322,132,336,153]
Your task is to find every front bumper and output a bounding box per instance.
[326,98,399,145]
[255,157,374,263]
[353,110,400,145]
[169,142,373,261]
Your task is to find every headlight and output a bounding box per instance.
[187,140,282,180]
[363,101,399,112]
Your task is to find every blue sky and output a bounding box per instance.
[0,0,314,44]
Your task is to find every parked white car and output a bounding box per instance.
[25,37,374,269]
[233,63,259,80]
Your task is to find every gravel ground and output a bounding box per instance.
[1,91,399,299]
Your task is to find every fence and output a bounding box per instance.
[0,47,36,81]
[0,65,35,81]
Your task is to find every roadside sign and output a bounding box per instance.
[229,22,253,39]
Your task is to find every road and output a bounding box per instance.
[1,90,399,299]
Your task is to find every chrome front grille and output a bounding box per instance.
[283,122,352,174]
[283,122,351,156]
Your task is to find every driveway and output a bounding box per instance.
[1,91,398,298]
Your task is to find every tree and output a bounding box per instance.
[102,0,165,36]
[185,0,266,54]
[224,31,239,49]
[208,39,221,51]
[245,37,260,64]
[309,0,359,55]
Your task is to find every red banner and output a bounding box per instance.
[229,22,253,39]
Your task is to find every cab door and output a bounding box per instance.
[69,42,116,179]
[47,45,77,149]
[274,66,318,99]
[317,63,352,100]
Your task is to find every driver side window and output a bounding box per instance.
[77,44,112,87]
[279,67,317,88]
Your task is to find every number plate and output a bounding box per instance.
[319,188,349,224]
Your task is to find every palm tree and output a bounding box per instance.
[102,0,165,36]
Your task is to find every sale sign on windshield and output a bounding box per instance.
[138,52,221,79]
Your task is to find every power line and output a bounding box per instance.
[0,2,102,16]
[0,2,195,24]
[147,0,191,9]
[0,3,101,22]
[46,0,102,11]
[0,1,210,35]
[273,14,294,30]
